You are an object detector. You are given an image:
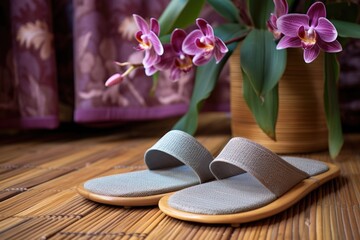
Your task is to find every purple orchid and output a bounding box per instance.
[105,73,124,87]
[133,14,164,75]
[276,1,342,63]
[267,0,288,39]
[182,18,228,66]
[156,29,193,80]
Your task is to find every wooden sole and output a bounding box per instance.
[77,184,173,207]
[158,162,340,224]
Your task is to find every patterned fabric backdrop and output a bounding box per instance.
[0,0,58,128]
[0,0,229,129]
[0,0,358,131]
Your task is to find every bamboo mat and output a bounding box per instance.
[0,113,359,239]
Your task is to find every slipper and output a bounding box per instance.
[77,130,214,206]
[159,137,340,224]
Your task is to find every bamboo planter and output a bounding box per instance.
[230,47,328,153]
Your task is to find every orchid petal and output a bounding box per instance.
[216,37,228,53]
[317,39,342,53]
[105,73,124,87]
[277,14,309,37]
[297,25,316,49]
[133,14,149,34]
[150,18,160,35]
[268,14,277,29]
[274,0,288,17]
[214,46,226,63]
[143,49,160,67]
[298,25,306,39]
[135,31,143,43]
[196,18,213,37]
[276,36,302,49]
[316,18,338,42]
[307,2,326,27]
[171,29,187,53]
[267,20,275,33]
[205,24,214,39]
[303,45,320,63]
[192,52,212,66]
[182,30,203,55]
[134,45,144,51]
[267,14,282,39]
[195,38,211,49]
[148,31,164,55]
[156,44,175,70]
[145,65,157,76]
[142,51,151,67]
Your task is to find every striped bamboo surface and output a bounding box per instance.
[0,113,359,239]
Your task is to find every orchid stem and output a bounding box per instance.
[115,61,143,68]
[123,65,136,76]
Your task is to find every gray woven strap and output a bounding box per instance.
[144,130,214,183]
[210,137,310,197]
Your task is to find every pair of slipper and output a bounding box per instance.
[77,130,340,224]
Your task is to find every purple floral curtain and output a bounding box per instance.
[0,0,229,129]
[0,0,59,129]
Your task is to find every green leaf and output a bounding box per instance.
[242,70,278,140]
[173,24,246,134]
[240,29,286,97]
[248,0,273,29]
[158,0,206,36]
[172,57,228,134]
[287,0,298,12]
[331,20,360,39]
[159,34,171,44]
[207,0,240,23]
[324,53,343,158]
[214,23,248,40]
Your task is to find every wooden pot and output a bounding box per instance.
[230,47,328,153]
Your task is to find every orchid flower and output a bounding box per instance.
[276,1,342,63]
[156,29,193,80]
[104,62,141,87]
[267,0,288,39]
[133,14,164,75]
[105,73,124,87]
[182,18,228,66]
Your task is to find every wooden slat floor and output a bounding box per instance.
[0,113,359,239]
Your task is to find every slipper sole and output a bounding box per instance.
[76,130,215,207]
[77,184,173,206]
[158,162,340,224]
